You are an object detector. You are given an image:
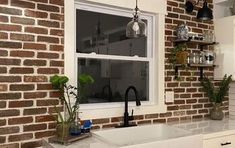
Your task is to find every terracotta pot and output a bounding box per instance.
[210,103,224,120]
[56,123,70,140]
[176,51,188,65]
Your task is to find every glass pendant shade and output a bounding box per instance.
[126,0,146,38]
[126,18,146,38]
[197,1,213,21]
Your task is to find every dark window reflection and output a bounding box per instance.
[78,59,149,104]
[76,9,147,57]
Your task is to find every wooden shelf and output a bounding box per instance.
[174,64,217,80]
[174,39,218,46]
[175,64,216,67]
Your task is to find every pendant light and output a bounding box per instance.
[126,0,146,38]
[197,0,213,21]
[184,0,213,21]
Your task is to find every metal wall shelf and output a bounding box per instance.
[173,39,218,80]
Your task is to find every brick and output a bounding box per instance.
[0,32,8,39]
[0,126,19,135]
[0,0,8,4]
[167,105,179,111]
[9,67,34,74]
[92,118,110,124]
[37,84,53,90]
[37,52,59,59]
[25,10,48,18]
[0,24,21,31]
[145,113,158,119]
[23,108,47,115]
[50,13,64,21]
[50,60,64,67]
[38,4,60,12]
[8,133,33,142]
[10,50,34,57]
[21,140,42,148]
[23,43,47,50]
[0,101,6,108]
[0,76,21,82]
[23,124,47,132]
[0,41,22,48]
[50,0,63,5]
[38,36,59,43]
[24,92,47,99]
[167,12,178,18]
[186,110,197,115]
[0,143,19,148]
[10,33,34,41]
[0,136,5,144]
[10,84,34,91]
[31,0,48,3]
[50,45,63,51]
[25,27,48,34]
[24,76,48,82]
[0,85,7,91]
[0,15,8,22]
[0,67,7,73]
[0,7,22,15]
[24,59,47,66]
[49,91,60,98]
[38,20,60,28]
[11,0,35,9]
[167,117,179,122]
[50,29,64,36]
[35,131,55,139]
[37,68,59,74]
[37,99,59,106]
[102,123,119,129]
[0,93,21,100]
[35,115,55,122]
[159,112,172,118]
[11,17,35,25]
[153,119,166,123]
[0,109,20,117]
[9,100,33,108]
[0,49,7,56]
[8,117,33,125]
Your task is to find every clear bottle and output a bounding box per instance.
[70,111,81,136]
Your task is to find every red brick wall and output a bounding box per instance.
[0,0,226,147]
[0,0,64,147]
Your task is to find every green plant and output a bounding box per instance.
[170,43,187,68]
[50,74,94,123]
[50,75,78,123]
[200,74,232,103]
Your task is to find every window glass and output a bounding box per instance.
[76,9,147,57]
[77,58,149,104]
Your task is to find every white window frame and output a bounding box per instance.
[65,0,167,119]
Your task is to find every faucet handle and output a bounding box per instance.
[128,109,134,121]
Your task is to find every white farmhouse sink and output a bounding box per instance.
[92,124,203,148]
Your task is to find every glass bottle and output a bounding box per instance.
[70,111,81,136]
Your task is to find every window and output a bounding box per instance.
[65,0,167,119]
[75,3,153,105]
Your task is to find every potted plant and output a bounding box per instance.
[200,74,232,120]
[170,43,188,68]
[50,74,94,140]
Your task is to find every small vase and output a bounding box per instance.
[210,103,224,120]
[56,122,70,141]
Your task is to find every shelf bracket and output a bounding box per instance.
[174,66,179,79]
[199,67,203,80]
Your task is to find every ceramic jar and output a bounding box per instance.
[176,23,189,40]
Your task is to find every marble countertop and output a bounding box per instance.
[46,117,235,148]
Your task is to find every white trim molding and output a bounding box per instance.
[65,0,167,119]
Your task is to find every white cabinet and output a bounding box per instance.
[204,135,235,148]
[214,16,235,80]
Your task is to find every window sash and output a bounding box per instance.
[75,2,155,108]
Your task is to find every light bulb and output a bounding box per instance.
[132,22,140,32]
